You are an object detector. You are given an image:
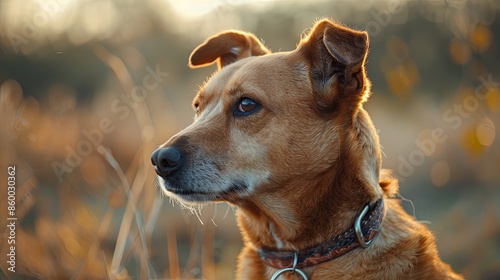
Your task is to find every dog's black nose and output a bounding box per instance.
[151,147,182,177]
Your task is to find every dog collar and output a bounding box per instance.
[258,198,385,271]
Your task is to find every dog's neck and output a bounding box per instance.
[236,179,381,252]
[258,198,385,270]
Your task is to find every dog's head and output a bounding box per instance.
[152,19,382,208]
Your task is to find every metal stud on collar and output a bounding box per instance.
[354,204,372,248]
[271,252,309,280]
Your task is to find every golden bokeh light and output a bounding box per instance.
[461,125,485,156]
[431,160,450,187]
[469,24,492,52]
[476,119,496,147]
[449,39,470,65]
[486,89,500,112]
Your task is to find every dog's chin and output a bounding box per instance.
[166,190,221,204]
[158,177,247,204]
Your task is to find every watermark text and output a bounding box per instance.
[6,166,17,273]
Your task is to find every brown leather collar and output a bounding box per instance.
[258,198,385,269]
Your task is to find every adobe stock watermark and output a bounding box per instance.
[6,166,17,273]
[395,74,499,181]
[51,64,169,182]
[6,0,63,54]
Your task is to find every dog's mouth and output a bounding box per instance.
[158,178,247,203]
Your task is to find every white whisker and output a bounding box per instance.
[222,203,231,220]
[211,204,218,226]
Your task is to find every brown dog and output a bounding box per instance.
[151,19,463,280]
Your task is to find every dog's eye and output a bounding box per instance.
[235,98,260,116]
[238,98,257,112]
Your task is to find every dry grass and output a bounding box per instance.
[0,44,240,280]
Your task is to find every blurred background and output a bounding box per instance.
[0,0,499,279]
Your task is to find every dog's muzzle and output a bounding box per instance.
[151,146,183,178]
[150,138,255,203]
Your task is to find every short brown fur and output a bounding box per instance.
[154,19,463,279]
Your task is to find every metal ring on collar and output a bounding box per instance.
[270,252,308,280]
[291,250,298,274]
[354,203,372,248]
[271,267,308,280]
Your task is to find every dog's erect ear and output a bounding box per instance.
[300,19,370,110]
[189,31,270,70]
